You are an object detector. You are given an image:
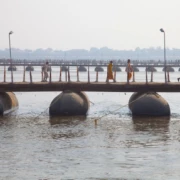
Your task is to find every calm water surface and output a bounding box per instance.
[0,67,180,179]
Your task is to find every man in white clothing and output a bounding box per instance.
[42,61,49,81]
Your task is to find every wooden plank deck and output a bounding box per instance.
[0,82,180,92]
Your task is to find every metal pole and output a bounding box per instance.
[164,32,167,83]
[9,34,12,60]
[9,32,13,83]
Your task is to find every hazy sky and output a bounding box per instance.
[1,0,180,50]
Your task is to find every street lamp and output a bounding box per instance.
[160,28,167,83]
[9,31,13,82]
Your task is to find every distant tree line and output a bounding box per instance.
[0,46,180,61]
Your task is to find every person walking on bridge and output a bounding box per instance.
[42,61,49,82]
[125,59,133,81]
[106,61,114,83]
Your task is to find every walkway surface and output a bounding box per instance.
[0,82,180,92]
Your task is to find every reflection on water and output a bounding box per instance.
[0,115,15,127]
[49,115,86,126]
[49,116,87,140]
[132,116,170,145]
[132,116,170,132]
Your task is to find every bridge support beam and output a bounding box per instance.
[0,92,19,115]
[49,90,90,116]
[128,92,170,116]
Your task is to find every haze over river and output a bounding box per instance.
[1,67,180,179]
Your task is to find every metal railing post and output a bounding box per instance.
[146,67,148,84]
[4,62,6,83]
[132,70,135,82]
[167,71,170,82]
[88,65,90,83]
[49,66,52,83]
[65,70,67,82]
[68,66,70,82]
[11,65,14,83]
[77,66,79,82]
[30,69,32,83]
[23,62,25,82]
[41,66,44,82]
[127,71,129,84]
[96,71,98,82]
[113,69,116,82]
[151,68,153,82]
[59,66,62,82]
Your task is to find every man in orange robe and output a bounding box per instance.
[106,61,113,82]
[125,59,133,81]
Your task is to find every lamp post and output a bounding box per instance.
[160,28,167,83]
[9,31,13,83]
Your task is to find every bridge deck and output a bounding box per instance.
[0,82,180,92]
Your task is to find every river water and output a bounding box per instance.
[0,66,180,180]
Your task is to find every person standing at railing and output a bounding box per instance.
[125,59,133,81]
[106,61,113,83]
[42,61,49,82]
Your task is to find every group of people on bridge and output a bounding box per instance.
[41,60,133,83]
[41,59,133,83]
[106,59,133,82]
[38,59,180,83]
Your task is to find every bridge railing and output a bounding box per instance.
[0,64,171,83]
[1,58,180,67]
